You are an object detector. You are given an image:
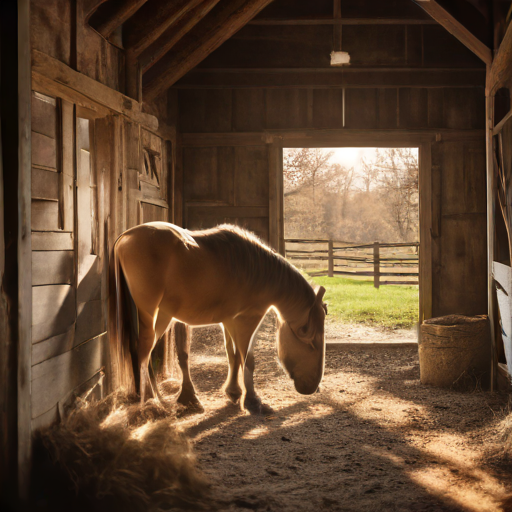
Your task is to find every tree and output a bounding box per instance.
[283,148,334,203]
[374,148,419,241]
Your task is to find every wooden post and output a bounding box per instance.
[328,240,334,277]
[373,242,380,289]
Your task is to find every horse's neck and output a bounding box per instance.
[268,269,314,325]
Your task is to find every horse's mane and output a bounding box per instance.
[191,224,316,318]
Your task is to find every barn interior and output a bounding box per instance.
[2,0,512,509]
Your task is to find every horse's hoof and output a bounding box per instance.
[244,398,274,416]
[177,392,204,413]
[224,387,242,404]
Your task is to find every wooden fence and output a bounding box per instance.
[285,239,419,288]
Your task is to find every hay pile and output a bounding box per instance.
[32,392,212,512]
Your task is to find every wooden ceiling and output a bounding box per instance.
[86,0,494,102]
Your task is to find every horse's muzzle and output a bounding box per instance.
[294,380,319,395]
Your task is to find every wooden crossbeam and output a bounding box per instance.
[142,0,274,101]
[91,0,148,39]
[487,20,512,94]
[413,0,492,65]
[124,0,203,57]
[140,0,221,73]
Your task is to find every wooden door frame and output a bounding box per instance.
[270,130,434,326]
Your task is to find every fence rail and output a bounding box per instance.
[285,239,419,288]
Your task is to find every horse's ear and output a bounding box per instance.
[315,286,326,302]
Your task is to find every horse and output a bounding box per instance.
[109,222,327,414]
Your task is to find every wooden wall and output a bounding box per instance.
[175,0,487,319]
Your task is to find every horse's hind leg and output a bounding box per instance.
[174,321,203,411]
[222,327,242,404]
[137,311,157,404]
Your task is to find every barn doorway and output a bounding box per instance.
[283,147,420,344]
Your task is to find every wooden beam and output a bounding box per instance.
[248,18,438,25]
[173,67,485,89]
[31,50,158,131]
[18,0,32,499]
[90,0,147,39]
[140,0,221,73]
[413,0,492,65]
[83,0,108,22]
[142,0,274,101]
[124,0,203,57]
[487,20,512,94]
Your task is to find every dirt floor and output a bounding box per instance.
[162,316,512,512]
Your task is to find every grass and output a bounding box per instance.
[310,275,419,329]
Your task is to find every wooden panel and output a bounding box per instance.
[343,25,406,66]
[399,88,428,128]
[233,89,266,132]
[423,25,484,68]
[76,300,104,345]
[31,0,72,66]
[436,215,487,317]
[32,251,73,286]
[32,285,75,343]
[32,167,59,201]
[443,88,485,130]
[440,142,465,216]
[183,146,235,204]
[427,89,444,128]
[31,200,59,231]
[266,89,308,129]
[140,202,168,223]
[312,89,344,129]
[344,89,378,129]
[31,333,107,419]
[31,131,57,169]
[32,327,75,366]
[377,89,398,129]
[31,91,57,138]
[61,99,74,232]
[406,25,422,66]
[178,89,232,132]
[463,143,487,214]
[235,146,269,206]
[32,231,73,251]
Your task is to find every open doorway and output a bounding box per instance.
[283,147,419,344]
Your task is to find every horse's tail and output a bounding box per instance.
[109,238,139,395]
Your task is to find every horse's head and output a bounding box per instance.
[277,286,326,395]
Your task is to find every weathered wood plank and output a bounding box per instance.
[61,99,74,232]
[140,202,168,223]
[142,0,275,100]
[125,0,202,57]
[32,131,56,169]
[32,327,75,366]
[76,300,104,345]
[90,0,147,39]
[32,251,73,286]
[32,285,75,343]
[31,200,59,231]
[32,231,73,251]
[32,50,158,131]
[487,19,512,94]
[140,0,221,72]
[31,333,107,419]
[31,91,57,138]
[32,167,59,201]
[412,1,491,65]
[174,68,485,89]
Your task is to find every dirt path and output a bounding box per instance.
[165,318,512,512]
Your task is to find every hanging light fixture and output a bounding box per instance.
[330,0,350,66]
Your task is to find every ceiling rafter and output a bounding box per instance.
[124,0,203,57]
[413,0,492,65]
[142,0,274,101]
[90,0,148,39]
[140,0,222,73]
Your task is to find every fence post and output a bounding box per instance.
[373,241,380,289]
[328,240,334,277]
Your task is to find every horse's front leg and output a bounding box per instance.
[222,326,242,404]
[224,314,272,415]
[174,321,203,412]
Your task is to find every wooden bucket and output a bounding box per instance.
[419,315,491,390]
